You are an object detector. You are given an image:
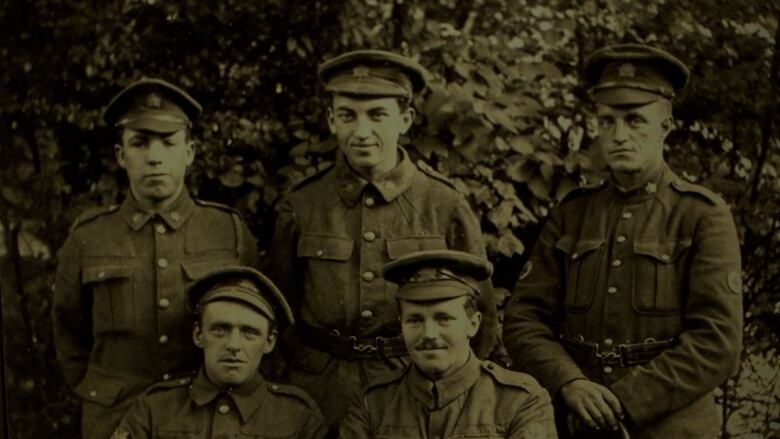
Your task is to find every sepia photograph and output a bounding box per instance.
[1,0,778,437]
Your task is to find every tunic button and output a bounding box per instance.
[621,211,632,219]
[155,224,166,234]
[89,390,97,398]
[616,235,627,243]
[158,298,170,309]
[361,309,374,319]
[271,384,279,390]
[603,366,613,374]
[364,197,375,207]
[362,271,375,282]
[98,271,105,279]
[604,338,614,346]
[315,249,324,257]
[363,231,376,242]
[218,404,230,414]
[571,253,579,260]
[170,211,180,221]
[661,254,670,261]
[162,373,171,380]
[612,259,622,267]
[607,286,618,295]
[158,335,169,345]
[157,258,168,268]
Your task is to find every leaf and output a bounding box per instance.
[496,230,525,257]
[488,200,514,229]
[509,135,534,155]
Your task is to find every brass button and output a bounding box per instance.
[158,335,169,345]
[315,249,324,257]
[157,258,168,268]
[616,235,627,243]
[218,404,230,414]
[607,286,618,295]
[362,271,375,282]
[170,211,180,221]
[604,338,614,346]
[661,254,670,261]
[571,253,579,260]
[179,379,188,384]
[364,197,375,207]
[361,309,374,319]
[162,373,171,380]
[603,366,613,374]
[158,298,170,309]
[155,224,166,234]
[612,259,622,267]
[89,390,97,397]
[621,211,632,220]
[363,231,376,242]
[98,271,105,279]
[271,384,279,390]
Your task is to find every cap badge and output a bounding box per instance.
[352,65,371,78]
[618,63,636,78]
[645,182,657,194]
[145,92,163,109]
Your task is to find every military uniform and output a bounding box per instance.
[502,45,743,438]
[52,79,259,439]
[268,50,497,429]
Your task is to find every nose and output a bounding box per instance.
[225,329,241,352]
[421,320,439,340]
[146,138,165,165]
[353,116,371,141]
[612,119,629,144]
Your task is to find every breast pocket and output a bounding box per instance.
[297,234,354,303]
[82,264,135,333]
[632,238,692,315]
[555,236,605,312]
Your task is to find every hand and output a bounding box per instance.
[560,379,624,433]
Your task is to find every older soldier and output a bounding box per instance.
[339,250,556,438]
[53,78,259,439]
[113,266,327,439]
[503,44,743,438]
[268,50,498,431]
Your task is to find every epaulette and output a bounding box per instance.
[559,180,606,203]
[415,160,458,190]
[670,179,723,206]
[267,382,319,409]
[364,366,408,393]
[481,361,539,391]
[194,198,243,215]
[291,163,335,191]
[69,205,120,232]
[144,377,192,395]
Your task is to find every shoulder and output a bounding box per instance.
[266,382,320,410]
[481,361,546,395]
[144,377,192,395]
[558,180,606,204]
[69,204,120,232]
[414,160,460,192]
[364,367,408,394]
[137,377,192,404]
[668,178,725,207]
[290,163,335,192]
[194,198,244,217]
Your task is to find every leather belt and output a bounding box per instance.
[297,323,407,360]
[562,336,676,368]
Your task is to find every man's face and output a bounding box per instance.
[401,296,481,380]
[596,100,671,174]
[115,128,194,207]
[327,95,414,179]
[194,301,277,388]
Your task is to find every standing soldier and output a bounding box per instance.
[503,44,743,438]
[53,78,259,439]
[268,50,497,432]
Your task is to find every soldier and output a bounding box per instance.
[339,250,556,438]
[52,78,259,439]
[112,266,327,439]
[268,49,498,432]
[502,44,743,438]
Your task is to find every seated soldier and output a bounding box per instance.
[112,267,327,439]
[339,250,557,438]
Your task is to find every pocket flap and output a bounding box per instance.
[297,235,354,261]
[75,369,125,407]
[555,236,604,260]
[386,236,447,260]
[181,260,232,281]
[634,238,692,264]
[82,265,134,284]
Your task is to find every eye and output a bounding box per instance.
[242,327,261,338]
[337,112,355,122]
[370,111,389,121]
[128,137,149,147]
[597,117,614,128]
[210,325,228,336]
[404,316,422,327]
[435,315,454,325]
[626,115,646,127]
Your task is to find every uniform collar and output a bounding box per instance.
[119,189,195,231]
[334,146,416,206]
[408,352,481,410]
[609,162,669,203]
[189,368,268,423]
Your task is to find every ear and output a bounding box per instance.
[263,329,278,354]
[327,107,337,135]
[185,140,196,166]
[114,144,126,169]
[192,323,204,348]
[399,107,415,135]
[467,310,482,338]
[661,116,673,136]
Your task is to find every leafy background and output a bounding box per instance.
[1,0,778,437]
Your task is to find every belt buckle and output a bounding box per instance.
[349,336,378,354]
[595,347,624,367]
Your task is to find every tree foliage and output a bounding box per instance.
[1,0,778,437]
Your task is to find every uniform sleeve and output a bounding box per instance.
[610,202,743,426]
[297,404,329,439]
[447,198,498,359]
[52,231,92,390]
[239,219,261,269]
[507,388,558,439]
[267,196,303,312]
[111,393,153,439]
[338,391,373,439]
[502,210,587,395]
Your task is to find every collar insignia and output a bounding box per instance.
[645,182,657,194]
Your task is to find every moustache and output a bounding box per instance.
[415,339,446,351]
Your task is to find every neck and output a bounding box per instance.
[354,149,399,182]
[422,350,471,382]
[130,185,183,212]
[612,161,662,192]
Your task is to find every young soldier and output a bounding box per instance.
[52,78,259,439]
[339,250,556,438]
[503,44,743,438]
[113,266,327,439]
[268,50,498,432]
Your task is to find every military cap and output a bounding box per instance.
[103,78,202,132]
[187,266,294,331]
[584,44,690,105]
[317,49,428,99]
[383,250,493,302]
